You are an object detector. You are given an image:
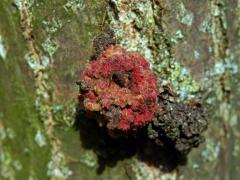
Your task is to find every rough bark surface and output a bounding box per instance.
[0,0,239,179]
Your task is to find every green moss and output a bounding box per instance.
[0,1,52,179]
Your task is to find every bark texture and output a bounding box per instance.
[0,0,239,179]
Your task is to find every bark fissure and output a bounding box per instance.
[209,0,237,179]
[19,0,71,179]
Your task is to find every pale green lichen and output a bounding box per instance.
[0,126,16,140]
[211,2,221,17]
[233,137,240,157]
[203,51,238,95]
[154,61,200,100]
[130,159,178,180]
[212,60,238,76]
[25,53,50,72]
[108,0,201,101]
[13,160,23,171]
[28,175,34,180]
[79,150,97,168]
[199,16,211,33]
[0,126,6,141]
[47,157,72,179]
[42,37,59,58]
[0,152,22,180]
[42,18,63,34]
[130,159,161,180]
[108,0,155,61]
[230,114,238,127]
[192,163,200,171]
[0,34,7,60]
[208,46,213,53]
[13,0,24,10]
[203,53,238,97]
[204,60,238,149]
[201,139,220,162]
[64,0,85,13]
[5,128,16,140]
[13,0,34,10]
[207,0,240,175]
[34,130,47,147]
[0,122,22,180]
[170,30,184,44]
[179,175,185,180]
[194,50,200,60]
[176,2,194,26]
[53,102,76,127]
[41,16,63,59]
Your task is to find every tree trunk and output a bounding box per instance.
[0,0,239,179]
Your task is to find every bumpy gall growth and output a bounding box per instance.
[148,85,208,154]
[78,45,158,133]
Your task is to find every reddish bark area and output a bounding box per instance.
[78,45,158,132]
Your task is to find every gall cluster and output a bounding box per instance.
[76,30,208,154]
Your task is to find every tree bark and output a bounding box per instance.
[0,0,239,179]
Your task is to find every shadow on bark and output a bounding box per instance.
[74,104,187,174]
